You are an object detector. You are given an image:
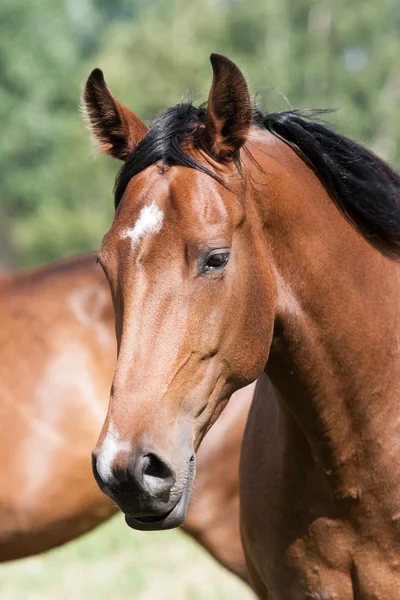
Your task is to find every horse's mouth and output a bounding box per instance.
[124,487,191,531]
[132,509,174,525]
[125,509,179,530]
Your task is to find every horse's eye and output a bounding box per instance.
[202,250,230,274]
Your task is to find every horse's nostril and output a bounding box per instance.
[143,453,173,481]
[93,447,177,506]
[137,452,175,500]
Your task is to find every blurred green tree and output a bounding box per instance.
[0,0,136,267]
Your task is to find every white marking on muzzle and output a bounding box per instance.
[122,203,164,250]
[97,421,131,484]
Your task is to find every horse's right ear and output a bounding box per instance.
[82,69,148,160]
[202,54,252,161]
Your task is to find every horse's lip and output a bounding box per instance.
[132,508,174,525]
[124,485,191,531]
[125,502,182,531]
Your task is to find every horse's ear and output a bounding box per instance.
[82,69,148,160]
[203,54,252,161]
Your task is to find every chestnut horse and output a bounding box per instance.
[84,53,400,598]
[0,253,252,582]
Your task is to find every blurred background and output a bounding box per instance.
[0,0,399,597]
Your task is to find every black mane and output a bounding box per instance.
[115,103,400,255]
[114,103,212,205]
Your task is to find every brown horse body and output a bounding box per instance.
[0,255,115,560]
[84,55,400,598]
[0,254,250,582]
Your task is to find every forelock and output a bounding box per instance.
[114,103,221,208]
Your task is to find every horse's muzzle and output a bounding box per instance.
[92,449,196,530]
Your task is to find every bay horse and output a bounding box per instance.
[83,53,400,598]
[0,253,252,582]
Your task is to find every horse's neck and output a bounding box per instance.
[254,150,400,504]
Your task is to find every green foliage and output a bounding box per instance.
[1,0,400,267]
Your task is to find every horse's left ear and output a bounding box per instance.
[203,54,252,161]
[82,68,148,160]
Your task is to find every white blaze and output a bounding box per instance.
[97,421,131,484]
[122,203,164,250]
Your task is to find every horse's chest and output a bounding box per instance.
[242,502,400,599]
[240,393,400,598]
[243,521,400,598]
[284,528,400,599]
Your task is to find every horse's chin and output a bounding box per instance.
[124,486,191,531]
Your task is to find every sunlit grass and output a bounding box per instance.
[0,515,254,600]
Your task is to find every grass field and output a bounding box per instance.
[0,515,254,599]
